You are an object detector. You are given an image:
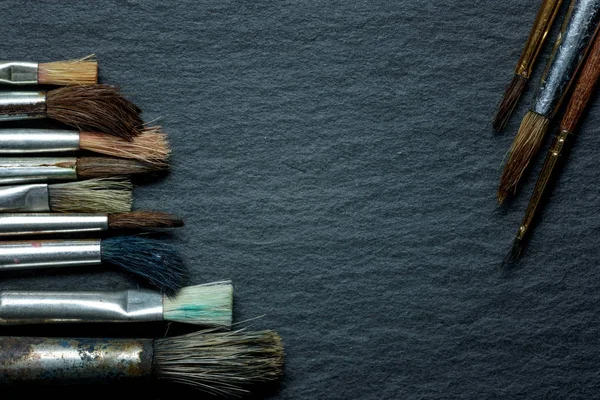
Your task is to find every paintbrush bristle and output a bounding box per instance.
[153,329,284,396]
[79,126,171,165]
[498,111,550,203]
[493,74,528,131]
[75,156,168,179]
[100,236,187,296]
[38,55,98,85]
[107,211,184,230]
[163,281,233,326]
[47,178,132,213]
[500,237,524,270]
[45,84,143,140]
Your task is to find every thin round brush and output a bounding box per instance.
[0,329,284,396]
[493,0,565,131]
[0,55,98,85]
[0,127,170,164]
[0,211,184,236]
[0,236,186,295]
[503,19,600,266]
[0,281,232,327]
[0,84,143,140]
[0,178,132,213]
[0,156,167,185]
[498,0,600,203]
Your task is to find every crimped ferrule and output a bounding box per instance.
[0,129,80,153]
[0,157,78,185]
[0,239,101,271]
[0,213,109,236]
[0,62,38,85]
[0,183,50,212]
[0,91,46,121]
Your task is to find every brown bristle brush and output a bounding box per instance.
[0,84,143,140]
[0,55,98,86]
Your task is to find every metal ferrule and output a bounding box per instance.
[0,336,153,384]
[533,0,600,117]
[0,239,101,271]
[0,129,80,153]
[0,62,38,85]
[0,184,50,212]
[0,213,108,236]
[0,157,78,185]
[0,91,46,121]
[0,289,164,324]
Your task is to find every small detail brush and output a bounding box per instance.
[0,55,98,85]
[0,236,187,295]
[0,281,232,326]
[0,127,170,164]
[498,0,600,203]
[493,0,564,131]
[0,178,132,213]
[0,84,143,140]
[0,211,184,236]
[0,329,284,396]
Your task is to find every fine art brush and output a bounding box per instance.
[0,55,97,85]
[0,236,187,295]
[0,329,284,397]
[498,0,600,203]
[0,178,132,213]
[0,127,170,164]
[493,0,565,131]
[0,84,143,140]
[0,281,232,327]
[0,211,183,236]
[503,18,600,265]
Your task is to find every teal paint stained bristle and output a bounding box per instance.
[163,281,233,328]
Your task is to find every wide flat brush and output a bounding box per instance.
[0,236,186,295]
[498,0,600,203]
[493,0,564,131]
[0,329,284,396]
[503,17,600,266]
[0,55,97,85]
[0,84,143,140]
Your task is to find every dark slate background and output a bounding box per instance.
[1,0,600,398]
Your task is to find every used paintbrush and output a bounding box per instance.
[0,211,183,236]
[0,329,284,396]
[498,0,600,203]
[493,0,565,131]
[0,236,186,295]
[0,84,143,140]
[503,16,600,265]
[0,55,97,86]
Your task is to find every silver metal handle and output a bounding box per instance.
[0,62,38,85]
[0,183,50,212]
[0,91,46,121]
[0,239,101,271]
[0,129,80,153]
[0,157,78,185]
[0,213,108,236]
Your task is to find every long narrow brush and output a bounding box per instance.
[498,0,600,203]
[0,329,284,396]
[503,16,600,266]
[493,0,564,131]
[0,84,143,140]
[0,55,98,85]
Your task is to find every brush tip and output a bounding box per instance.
[38,55,98,85]
[107,211,184,230]
[493,74,528,132]
[500,237,523,270]
[163,281,233,327]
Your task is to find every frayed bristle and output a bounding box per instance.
[107,211,184,230]
[493,74,528,131]
[46,84,143,140]
[100,236,187,296]
[48,178,132,213]
[38,54,98,85]
[153,329,284,396]
[75,156,168,179]
[163,281,233,327]
[500,237,524,270]
[498,111,550,203]
[79,126,171,165]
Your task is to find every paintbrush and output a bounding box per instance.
[493,0,565,131]
[0,156,167,185]
[0,236,186,295]
[0,84,143,140]
[0,127,170,164]
[0,281,231,326]
[498,0,600,203]
[0,55,97,86]
[0,329,284,396]
[503,16,600,266]
[0,211,183,236]
[0,178,132,213]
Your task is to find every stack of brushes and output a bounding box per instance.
[0,56,284,397]
[494,0,600,266]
